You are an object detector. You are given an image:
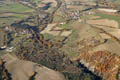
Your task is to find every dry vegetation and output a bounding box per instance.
[72,51,120,80]
[87,19,119,28]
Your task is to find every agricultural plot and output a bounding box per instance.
[0,31,4,47]
[2,54,65,80]
[87,19,119,28]
[0,0,120,80]
[0,1,33,27]
[41,0,57,7]
[41,23,72,37]
[95,13,120,23]
[0,3,31,13]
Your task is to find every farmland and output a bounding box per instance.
[0,0,120,80]
[0,1,33,26]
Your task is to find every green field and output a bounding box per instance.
[0,3,31,13]
[0,2,33,27]
[114,0,120,6]
[32,0,42,3]
[95,13,120,22]
[0,14,30,27]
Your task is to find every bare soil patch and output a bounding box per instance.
[98,8,117,13]
[2,54,65,80]
[41,23,56,34]
[42,0,57,7]
[90,16,101,20]
[87,19,119,28]
[41,23,73,37]
[61,30,72,37]
[95,25,120,39]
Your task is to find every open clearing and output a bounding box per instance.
[2,54,65,80]
[95,13,120,23]
[0,3,31,13]
[93,39,120,56]
[61,30,72,37]
[0,2,32,26]
[87,19,119,28]
[41,23,72,37]
[94,25,120,39]
[41,23,56,34]
[98,8,118,13]
[42,0,57,7]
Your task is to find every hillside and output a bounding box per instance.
[0,0,120,80]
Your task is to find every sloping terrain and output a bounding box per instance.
[72,51,120,80]
[2,54,65,80]
[0,0,120,80]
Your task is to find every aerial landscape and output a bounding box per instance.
[0,0,120,80]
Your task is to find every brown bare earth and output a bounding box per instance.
[0,31,4,47]
[94,25,120,39]
[67,6,85,10]
[61,30,72,37]
[90,16,101,20]
[87,19,119,28]
[2,54,65,80]
[41,23,72,36]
